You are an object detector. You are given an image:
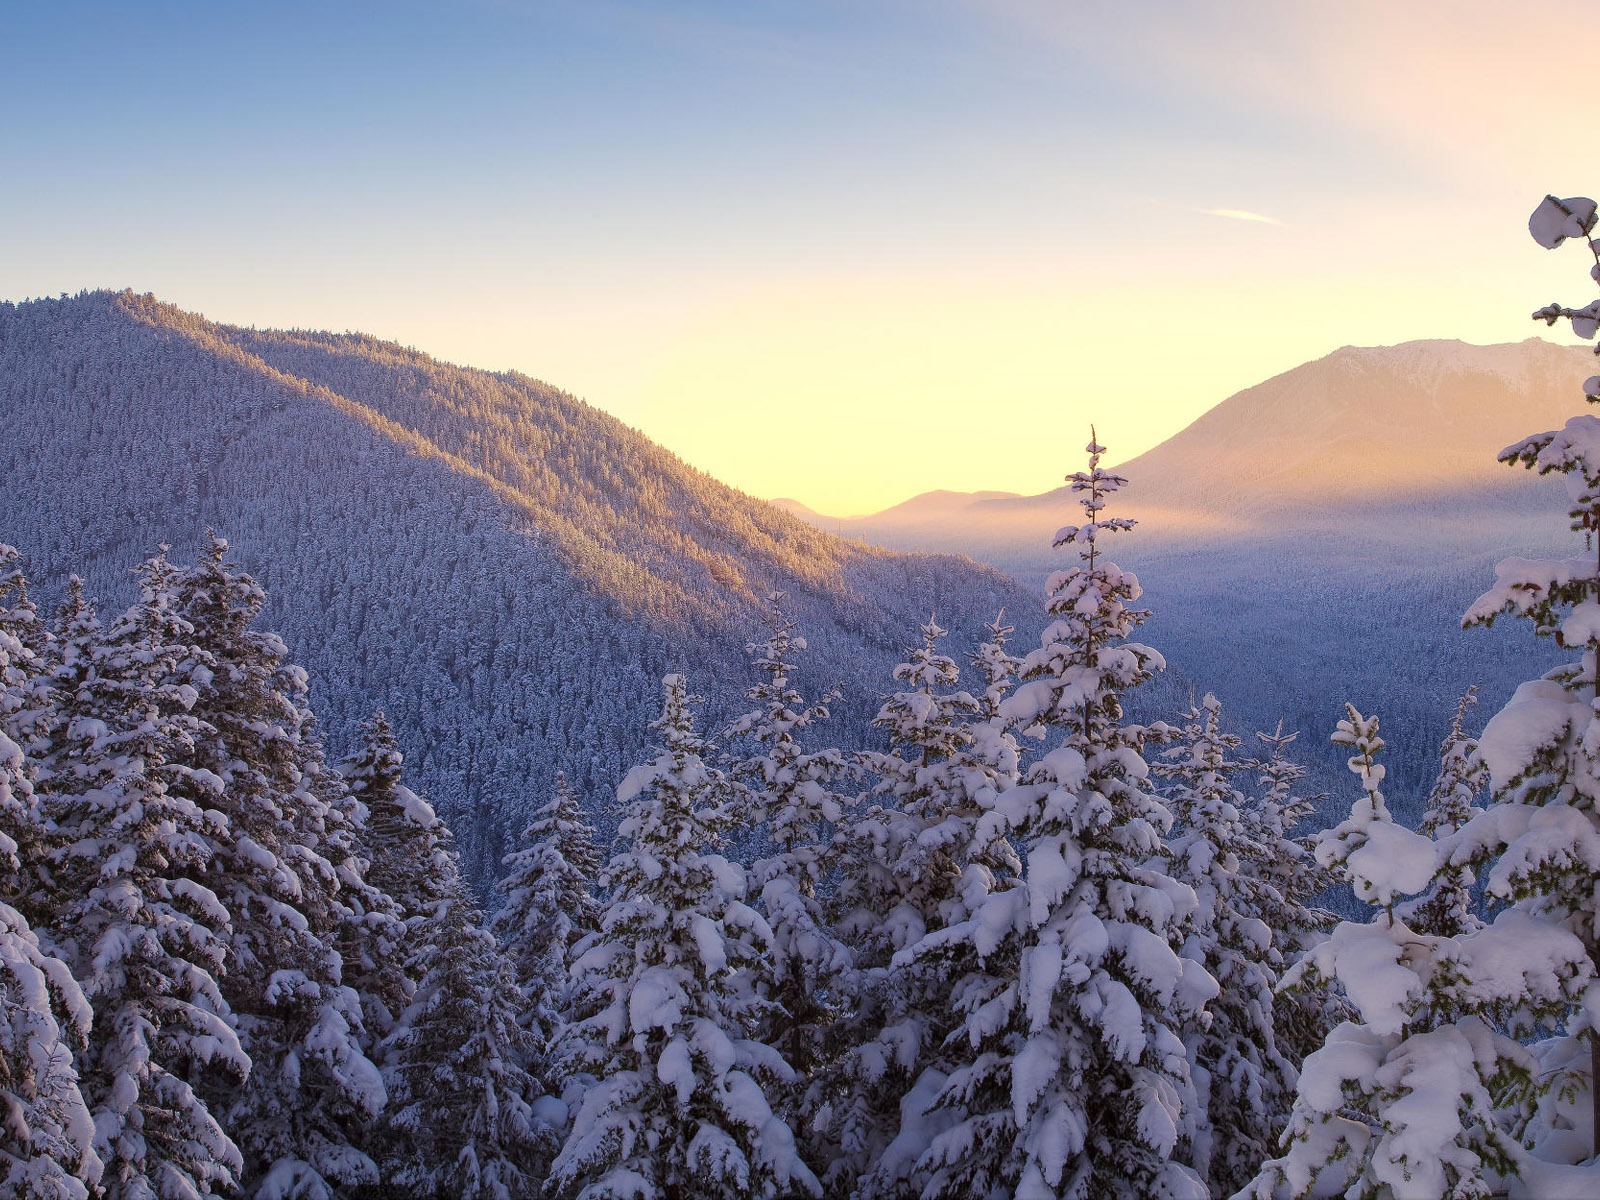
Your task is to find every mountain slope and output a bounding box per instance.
[822,338,1584,559]
[0,290,1036,880]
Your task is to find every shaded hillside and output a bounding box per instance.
[0,290,1037,880]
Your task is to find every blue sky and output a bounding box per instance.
[3,1,1592,512]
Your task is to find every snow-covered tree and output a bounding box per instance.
[824,614,1023,1197]
[1418,191,1600,1184]
[0,547,53,769]
[0,896,101,1200]
[1241,707,1569,1200]
[175,536,385,1198]
[1156,693,1296,1197]
[721,596,851,1110]
[0,627,101,1200]
[35,552,246,1198]
[492,771,600,1055]
[0,558,53,910]
[1398,687,1487,939]
[550,674,820,1200]
[1238,724,1339,1070]
[334,714,422,1050]
[901,436,1213,1200]
[385,829,548,1199]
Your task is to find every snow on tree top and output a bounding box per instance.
[1529,195,1598,250]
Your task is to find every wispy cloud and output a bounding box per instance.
[1199,208,1283,225]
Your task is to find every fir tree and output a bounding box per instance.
[550,674,820,1200]
[825,615,1023,1198]
[721,596,851,1122]
[1156,693,1296,1197]
[1397,687,1486,939]
[34,553,246,1199]
[334,715,420,1050]
[1444,193,1600,1171]
[1241,707,1559,1200]
[0,559,53,910]
[175,536,385,1197]
[901,436,1212,1200]
[492,772,600,1057]
[1239,724,1339,1070]
[385,830,548,1199]
[0,632,101,1200]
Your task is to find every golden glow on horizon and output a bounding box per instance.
[605,266,1551,517]
[8,1,1596,519]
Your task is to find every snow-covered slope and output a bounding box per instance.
[0,290,1035,880]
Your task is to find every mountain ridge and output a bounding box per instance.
[0,289,1039,880]
[791,337,1588,540]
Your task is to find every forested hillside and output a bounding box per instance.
[0,290,1035,879]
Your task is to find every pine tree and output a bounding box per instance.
[34,553,246,1198]
[722,596,851,1124]
[550,674,820,1200]
[335,715,421,1050]
[175,536,385,1197]
[1397,687,1486,939]
[492,772,600,1058]
[1240,707,1557,1200]
[0,547,53,774]
[385,829,548,1199]
[825,615,1023,1198]
[0,558,53,910]
[1156,693,1296,1197]
[0,624,102,1200]
[1239,724,1339,1070]
[901,436,1212,1200]
[1439,193,1600,1173]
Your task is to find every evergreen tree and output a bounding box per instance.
[492,772,600,1057]
[0,547,53,769]
[901,436,1212,1200]
[0,625,101,1200]
[1239,724,1339,1069]
[722,596,851,1123]
[175,536,385,1198]
[1397,687,1486,939]
[1155,693,1295,1197]
[34,553,246,1198]
[1240,707,1560,1200]
[0,558,53,909]
[385,830,548,1199]
[334,715,420,1050]
[825,615,1023,1198]
[550,674,820,1200]
[1441,193,1600,1173]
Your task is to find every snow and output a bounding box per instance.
[1343,821,1436,907]
[1477,678,1585,788]
[1509,1157,1600,1200]
[1528,195,1597,249]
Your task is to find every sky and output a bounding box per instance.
[3,0,1596,515]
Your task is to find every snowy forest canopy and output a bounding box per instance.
[7,195,1600,1200]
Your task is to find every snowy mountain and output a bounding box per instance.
[0,290,1035,880]
[821,338,1584,557]
[787,338,1591,814]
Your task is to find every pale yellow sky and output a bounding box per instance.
[5,0,1595,514]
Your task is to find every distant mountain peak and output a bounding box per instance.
[785,336,1588,549]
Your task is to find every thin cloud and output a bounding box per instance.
[1199,208,1283,225]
